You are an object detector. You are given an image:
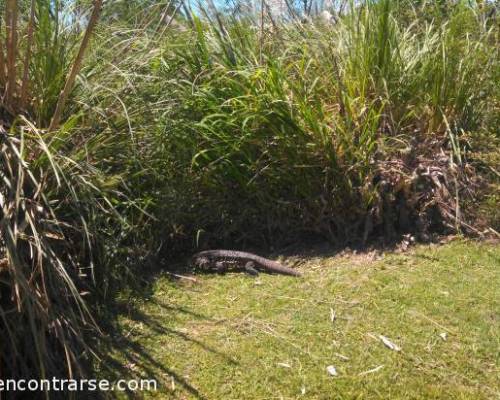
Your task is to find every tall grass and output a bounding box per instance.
[72,0,499,257]
[121,0,496,249]
[0,0,116,384]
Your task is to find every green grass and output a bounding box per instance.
[101,240,499,399]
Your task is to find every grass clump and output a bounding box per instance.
[0,0,117,384]
[111,0,498,252]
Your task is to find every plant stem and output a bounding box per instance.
[20,0,36,110]
[49,0,103,131]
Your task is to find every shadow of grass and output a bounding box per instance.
[93,285,239,399]
[90,235,435,399]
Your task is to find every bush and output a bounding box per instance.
[113,0,497,250]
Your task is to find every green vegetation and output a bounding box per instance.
[101,240,500,399]
[81,0,499,252]
[0,0,498,394]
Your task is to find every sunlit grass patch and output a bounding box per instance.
[101,240,499,399]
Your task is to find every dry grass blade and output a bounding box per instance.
[0,123,100,381]
[4,0,18,107]
[20,0,36,109]
[49,0,104,131]
[0,18,6,85]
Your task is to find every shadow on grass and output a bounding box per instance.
[93,275,239,399]
[91,233,436,399]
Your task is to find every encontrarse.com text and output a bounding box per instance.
[0,378,157,392]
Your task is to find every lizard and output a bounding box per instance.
[191,250,301,277]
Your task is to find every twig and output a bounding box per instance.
[408,310,457,334]
[359,365,384,376]
[166,272,198,282]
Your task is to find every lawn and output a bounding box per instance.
[100,240,499,399]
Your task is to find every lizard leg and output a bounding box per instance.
[194,257,209,271]
[244,261,259,276]
[215,261,226,274]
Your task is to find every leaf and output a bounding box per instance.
[379,335,401,351]
[326,365,338,376]
[124,362,137,371]
[330,308,336,323]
